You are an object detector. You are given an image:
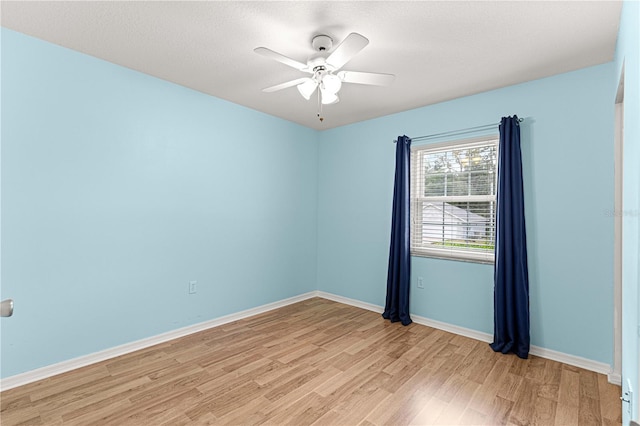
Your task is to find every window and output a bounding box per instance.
[411,136,498,263]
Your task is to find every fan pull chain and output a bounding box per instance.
[317,87,324,122]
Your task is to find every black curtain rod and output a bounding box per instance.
[394,118,524,143]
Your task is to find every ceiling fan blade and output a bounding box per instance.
[338,71,395,86]
[326,33,369,70]
[254,47,308,71]
[263,78,312,93]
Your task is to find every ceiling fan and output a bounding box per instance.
[254,33,394,110]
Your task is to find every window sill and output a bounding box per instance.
[411,250,494,265]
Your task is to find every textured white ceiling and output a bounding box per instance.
[1,1,622,130]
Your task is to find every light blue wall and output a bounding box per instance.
[0,29,318,378]
[615,1,640,423]
[317,63,616,365]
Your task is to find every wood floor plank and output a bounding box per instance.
[555,403,579,426]
[458,406,489,425]
[379,359,424,393]
[598,372,623,424]
[497,372,524,402]
[579,369,604,425]
[507,377,538,425]
[433,378,480,425]
[366,365,442,425]
[558,366,581,407]
[467,355,514,415]
[314,354,385,399]
[324,386,390,425]
[579,396,604,425]
[215,396,269,425]
[27,365,112,403]
[532,392,557,425]
[263,366,324,402]
[264,391,331,425]
[524,354,547,383]
[434,372,472,403]
[258,367,344,423]
[537,358,562,401]
[488,395,515,424]
[251,361,299,387]
[0,298,621,425]
[408,395,447,425]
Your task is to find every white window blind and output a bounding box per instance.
[411,136,498,263]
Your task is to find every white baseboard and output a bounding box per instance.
[1,290,618,391]
[317,291,617,384]
[608,372,622,386]
[528,345,614,379]
[0,291,318,391]
[316,291,384,314]
[411,313,494,343]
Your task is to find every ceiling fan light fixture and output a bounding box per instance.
[321,74,342,94]
[320,89,339,105]
[297,79,318,100]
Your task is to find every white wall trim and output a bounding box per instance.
[612,70,625,387]
[528,346,617,382]
[608,372,622,386]
[317,291,616,383]
[316,291,384,314]
[0,291,318,391]
[1,290,618,391]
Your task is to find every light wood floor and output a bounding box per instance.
[1,298,622,425]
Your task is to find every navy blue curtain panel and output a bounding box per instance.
[490,116,530,359]
[383,135,412,326]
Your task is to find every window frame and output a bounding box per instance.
[410,135,499,264]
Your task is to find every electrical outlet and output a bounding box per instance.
[417,277,424,289]
[189,280,197,294]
